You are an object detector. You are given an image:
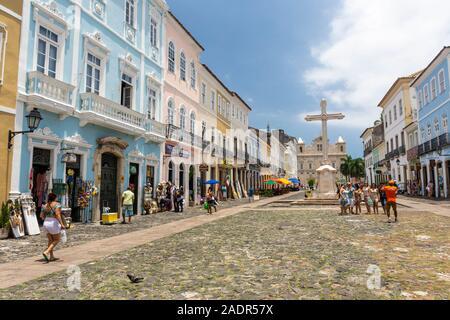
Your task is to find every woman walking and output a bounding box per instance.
[40,193,65,262]
[369,184,380,214]
[206,188,217,215]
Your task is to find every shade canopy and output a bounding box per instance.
[277,178,292,185]
[204,180,220,185]
[289,178,300,184]
[264,180,277,185]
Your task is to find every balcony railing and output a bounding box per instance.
[398,145,406,155]
[166,125,203,148]
[407,146,419,161]
[27,71,75,108]
[79,93,165,139]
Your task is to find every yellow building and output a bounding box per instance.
[0,0,22,203]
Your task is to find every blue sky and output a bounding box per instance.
[168,0,450,158]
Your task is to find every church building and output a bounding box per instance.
[297,136,347,185]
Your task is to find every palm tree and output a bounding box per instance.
[340,155,353,181]
[340,155,365,182]
[351,158,365,180]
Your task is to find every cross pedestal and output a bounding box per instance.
[305,99,345,199]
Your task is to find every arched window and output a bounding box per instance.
[179,163,185,189]
[190,61,196,89]
[190,112,196,135]
[443,113,448,130]
[179,107,186,129]
[180,51,186,81]
[168,99,174,125]
[434,117,440,135]
[427,123,432,137]
[168,42,175,73]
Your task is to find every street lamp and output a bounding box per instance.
[8,108,43,149]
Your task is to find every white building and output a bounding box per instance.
[378,72,419,191]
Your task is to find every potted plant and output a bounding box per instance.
[0,202,11,240]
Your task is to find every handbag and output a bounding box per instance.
[367,198,374,206]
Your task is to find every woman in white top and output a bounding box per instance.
[40,193,66,262]
[369,184,380,214]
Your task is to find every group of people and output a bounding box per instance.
[338,180,399,223]
[155,182,186,214]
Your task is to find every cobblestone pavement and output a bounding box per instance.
[1,206,448,300]
[0,198,252,264]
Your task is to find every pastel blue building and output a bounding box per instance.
[10,0,169,221]
[413,46,450,199]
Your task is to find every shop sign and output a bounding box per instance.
[199,164,209,172]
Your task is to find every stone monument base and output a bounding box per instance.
[315,164,338,200]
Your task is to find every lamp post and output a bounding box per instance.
[8,108,43,149]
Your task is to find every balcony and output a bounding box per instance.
[166,125,203,148]
[431,137,439,151]
[407,146,419,161]
[398,145,406,155]
[79,93,165,141]
[25,71,75,118]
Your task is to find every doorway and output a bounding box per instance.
[100,153,118,214]
[179,163,185,189]
[32,148,51,223]
[66,154,81,222]
[168,161,174,184]
[129,163,139,215]
[189,165,195,203]
[146,165,155,196]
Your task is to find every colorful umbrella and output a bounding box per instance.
[277,178,292,185]
[289,178,300,184]
[264,180,277,185]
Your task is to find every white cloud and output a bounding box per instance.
[303,0,450,129]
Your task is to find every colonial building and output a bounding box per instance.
[10,0,168,222]
[0,0,22,203]
[361,120,385,185]
[162,11,204,204]
[297,136,347,184]
[378,72,420,192]
[412,47,450,198]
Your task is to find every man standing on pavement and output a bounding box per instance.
[122,184,135,224]
[383,180,399,223]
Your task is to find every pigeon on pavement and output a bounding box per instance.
[127,273,144,284]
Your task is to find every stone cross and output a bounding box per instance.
[305,99,345,165]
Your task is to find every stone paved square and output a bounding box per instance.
[1,207,448,300]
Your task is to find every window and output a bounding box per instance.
[390,138,393,152]
[125,0,136,28]
[211,91,215,111]
[190,61,196,89]
[418,91,423,109]
[399,99,403,116]
[150,18,158,48]
[232,105,235,118]
[218,95,222,114]
[179,107,186,131]
[421,127,426,141]
[443,113,448,130]
[439,70,446,94]
[386,142,389,152]
[37,26,59,78]
[121,73,133,108]
[168,99,174,125]
[226,102,230,118]
[385,115,388,128]
[427,123,432,137]
[148,87,157,120]
[201,121,206,139]
[201,83,206,104]
[180,52,186,81]
[394,105,397,121]
[434,117,440,134]
[423,84,430,104]
[395,135,399,149]
[190,112,195,135]
[309,163,312,170]
[86,53,101,94]
[431,78,437,100]
[389,111,392,125]
[0,24,7,85]
[168,42,175,73]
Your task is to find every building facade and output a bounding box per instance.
[378,73,419,192]
[10,0,168,221]
[413,47,450,198]
[0,0,22,203]
[361,127,374,185]
[297,136,347,185]
[162,11,204,204]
